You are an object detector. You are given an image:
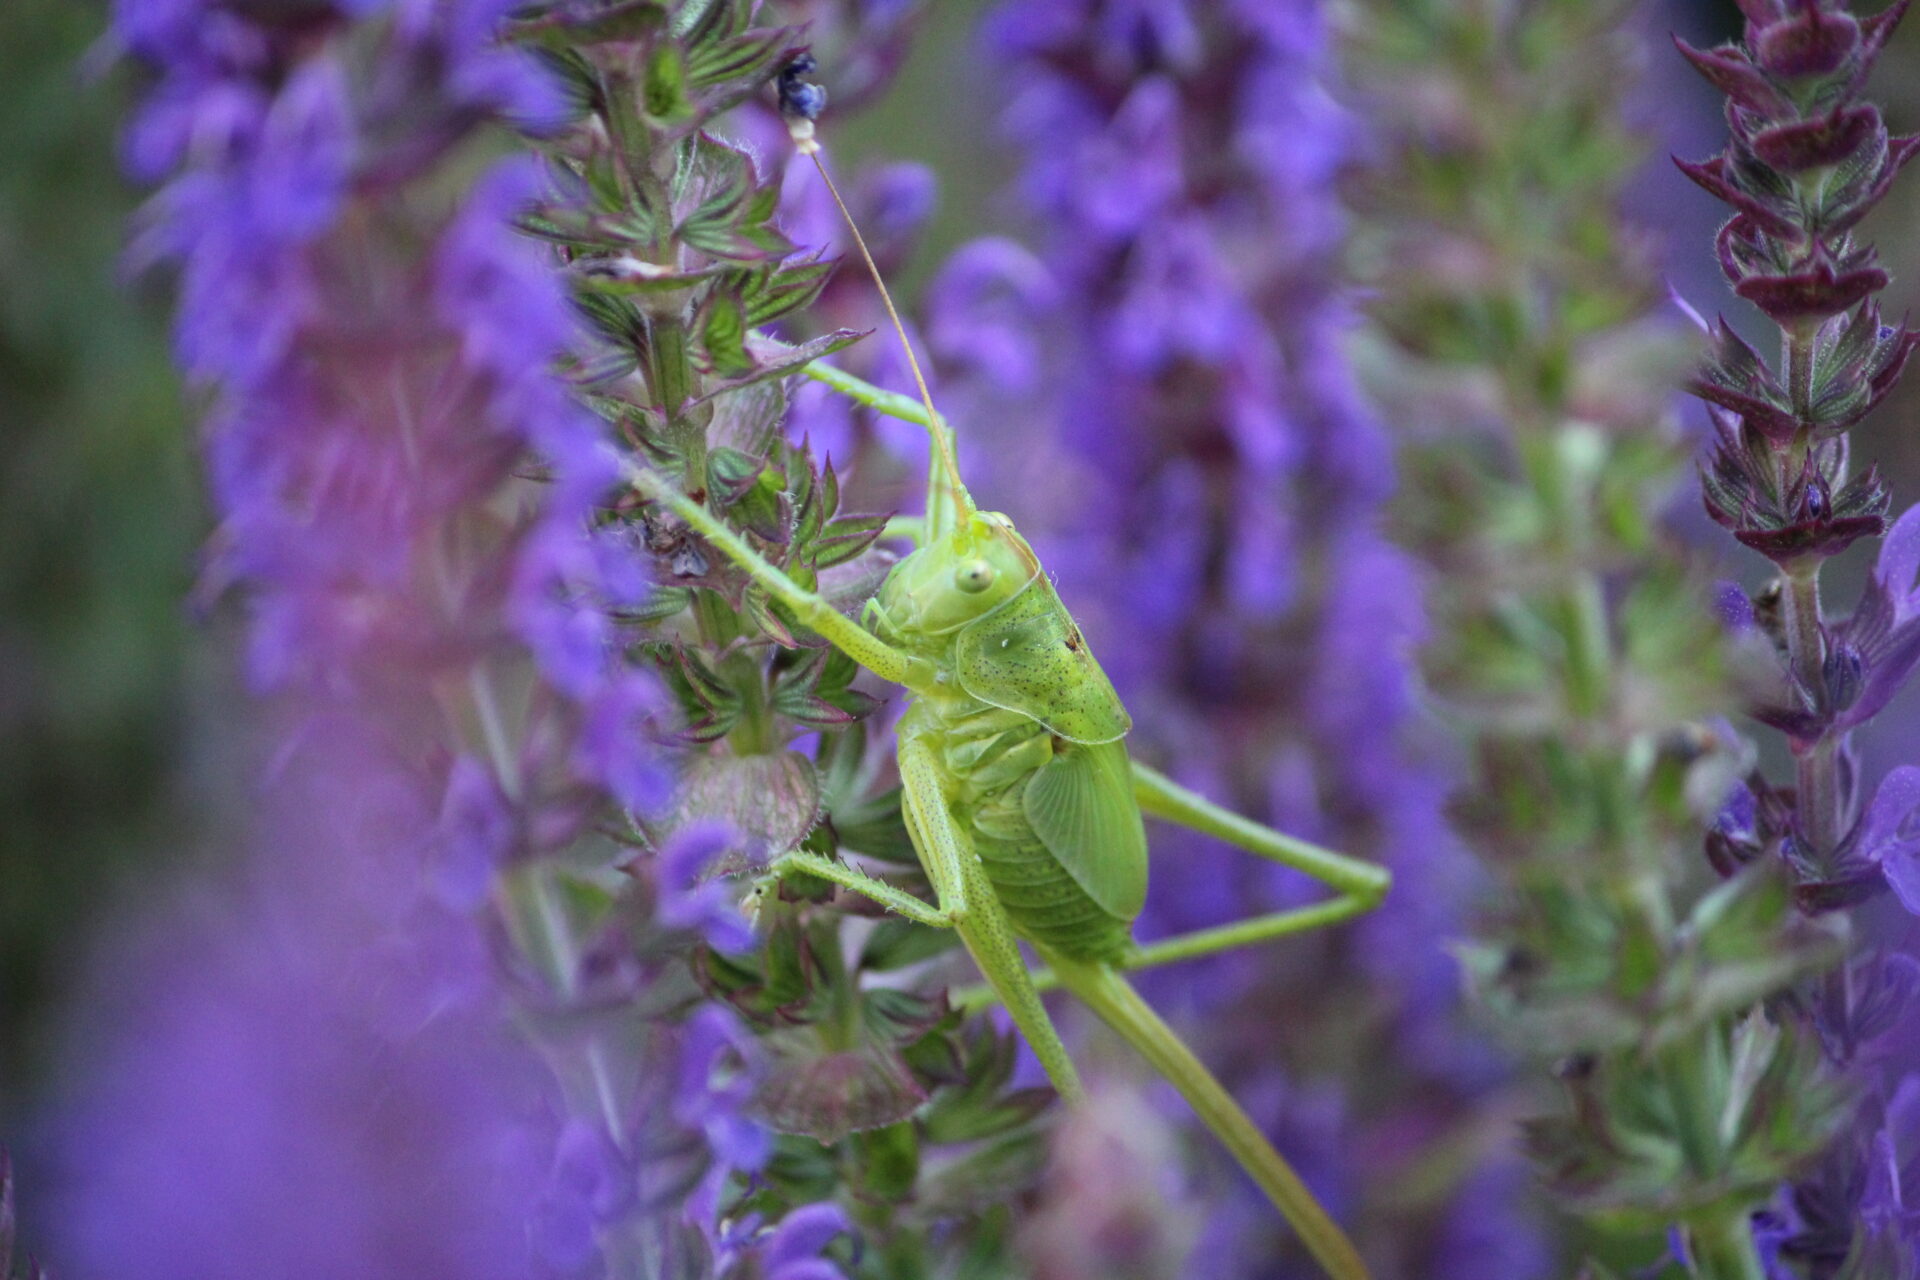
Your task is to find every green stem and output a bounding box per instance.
[646,313,694,421]
[1049,956,1371,1280]
[1780,564,1842,857]
[1781,564,1825,716]
[1686,1211,1766,1280]
[1786,329,1815,423]
[1563,570,1612,721]
[1662,1038,1725,1182]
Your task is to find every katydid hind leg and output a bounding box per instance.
[1130,760,1391,907]
[1048,954,1372,1280]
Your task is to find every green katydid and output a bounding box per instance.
[629,65,1391,1280]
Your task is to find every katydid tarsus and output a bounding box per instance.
[629,59,1392,1280]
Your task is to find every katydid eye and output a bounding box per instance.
[955,560,995,593]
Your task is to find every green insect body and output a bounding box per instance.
[629,104,1391,1280]
[871,512,1146,961]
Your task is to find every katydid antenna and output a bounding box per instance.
[776,53,975,527]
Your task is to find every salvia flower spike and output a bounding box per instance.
[1681,0,1920,1272]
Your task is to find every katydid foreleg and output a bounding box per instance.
[630,467,935,691]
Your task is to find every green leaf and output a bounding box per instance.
[679,213,793,263]
[692,330,864,404]
[852,1122,920,1201]
[916,1131,1049,1215]
[788,457,824,549]
[520,47,599,120]
[705,446,764,504]
[570,258,722,296]
[666,750,822,863]
[612,584,692,626]
[674,0,736,43]
[505,0,667,48]
[835,785,917,865]
[812,511,889,570]
[740,258,836,327]
[732,467,789,544]
[687,25,802,89]
[665,648,742,741]
[569,290,644,348]
[643,41,693,122]
[861,986,950,1045]
[763,1134,841,1205]
[707,377,787,456]
[696,293,751,376]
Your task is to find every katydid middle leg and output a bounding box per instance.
[1129,761,1390,906]
[1095,762,1390,973]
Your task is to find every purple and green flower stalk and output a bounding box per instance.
[924,0,1546,1272]
[64,1,892,1274]
[1352,1,1857,1276]
[1679,1,1920,1273]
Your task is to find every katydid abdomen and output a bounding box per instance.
[900,698,1135,962]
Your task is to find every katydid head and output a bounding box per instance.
[878,511,1041,639]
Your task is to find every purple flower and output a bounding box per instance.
[128,56,352,390]
[93,4,757,1274]
[531,1119,631,1269]
[1430,1159,1553,1279]
[924,238,1059,394]
[1861,1074,1920,1235]
[675,1006,772,1175]
[657,819,754,952]
[1881,503,1920,623]
[430,756,517,909]
[713,1202,854,1280]
[1107,212,1255,371]
[1852,766,1920,913]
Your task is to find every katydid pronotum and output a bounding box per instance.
[630,58,1392,1280]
